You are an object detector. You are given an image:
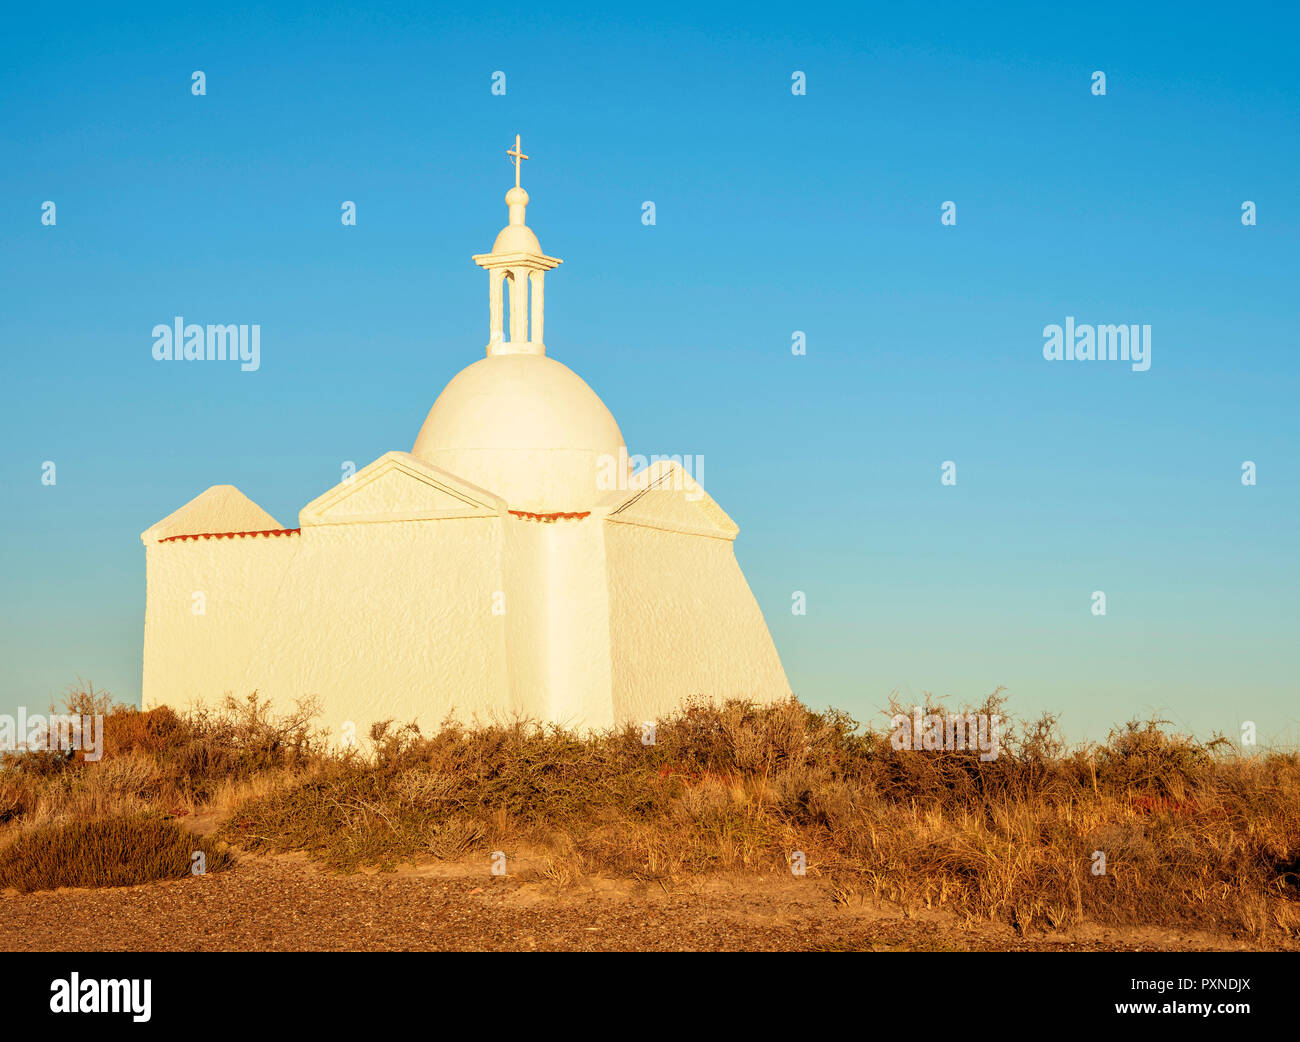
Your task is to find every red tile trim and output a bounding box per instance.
[507,510,591,523]
[158,528,302,544]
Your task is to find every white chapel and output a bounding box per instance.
[141,138,790,739]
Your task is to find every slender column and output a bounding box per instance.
[529,270,545,351]
[508,269,528,344]
[488,268,504,349]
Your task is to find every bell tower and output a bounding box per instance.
[472,134,563,357]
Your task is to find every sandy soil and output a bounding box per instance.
[0,850,1287,952]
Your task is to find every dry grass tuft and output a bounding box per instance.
[0,814,232,893]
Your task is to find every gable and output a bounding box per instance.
[601,460,738,540]
[142,485,283,544]
[299,451,506,526]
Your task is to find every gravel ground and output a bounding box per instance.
[0,852,1285,952]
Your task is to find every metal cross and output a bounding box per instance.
[507,134,529,188]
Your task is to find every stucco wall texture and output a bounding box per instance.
[142,453,790,742]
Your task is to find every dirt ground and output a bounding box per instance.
[0,849,1288,952]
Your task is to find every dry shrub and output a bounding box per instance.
[427,816,486,860]
[0,773,37,825]
[159,693,320,800]
[0,814,233,893]
[7,680,1300,941]
[221,694,1300,940]
[0,688,322,860]
[94,705,186,762]
[28,753,163,825]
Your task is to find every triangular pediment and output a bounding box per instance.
[600,460,738,540]
[142,485,283,544]
[300,451,506,526]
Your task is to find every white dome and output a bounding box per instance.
[412,353,627,512]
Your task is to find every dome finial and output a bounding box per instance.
[504,134,530,226]
[472,136,562,357]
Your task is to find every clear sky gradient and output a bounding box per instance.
[1,1,1297,742]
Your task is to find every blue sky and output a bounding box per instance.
[1,1,1297,743]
